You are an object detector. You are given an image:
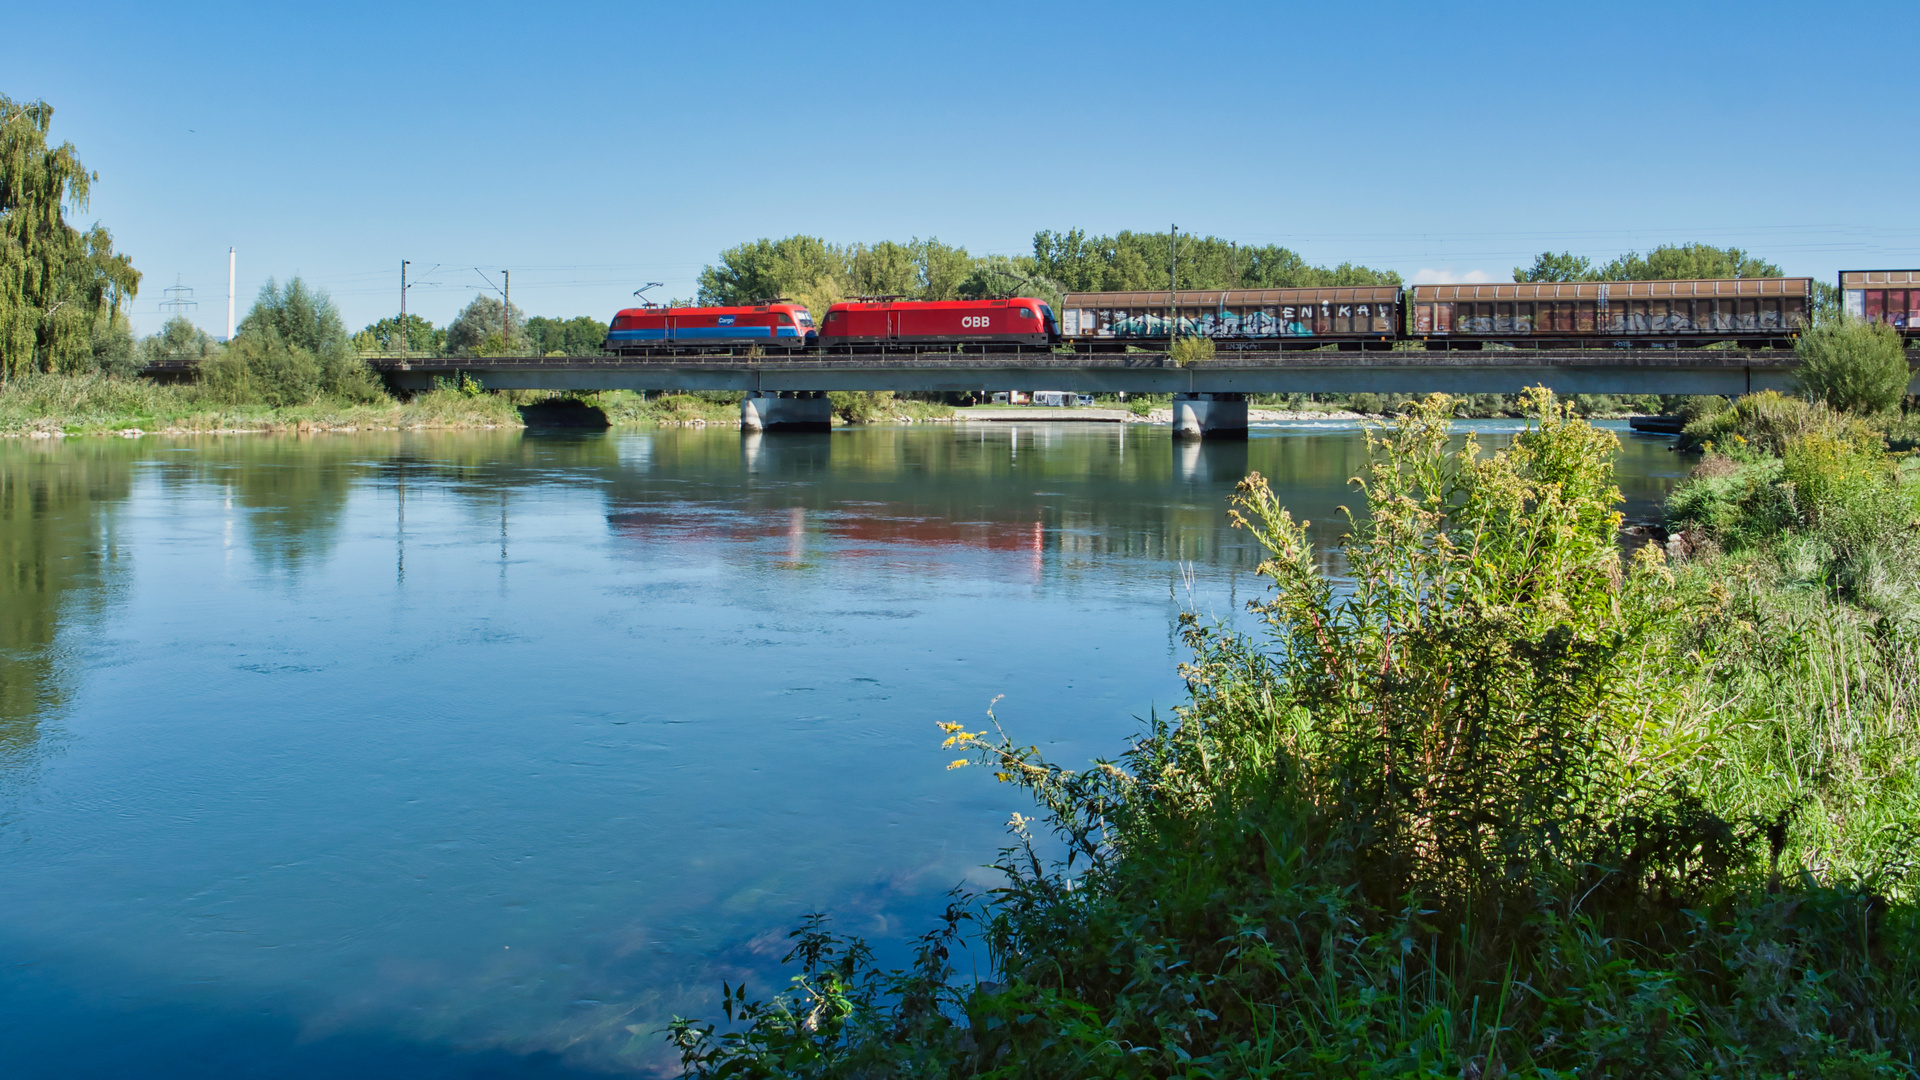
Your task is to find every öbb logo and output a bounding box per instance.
[960,316,991,328]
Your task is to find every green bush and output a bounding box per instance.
[828,390,892,423]
[198,278,386,406]
[1681,389,1880,455]
[1796,316,1914,415]
[1673,393,1730,425]
[1168,334,1214,367]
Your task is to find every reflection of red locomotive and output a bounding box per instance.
[604,297,1056,356]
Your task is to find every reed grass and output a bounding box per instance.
[0,372,520,433]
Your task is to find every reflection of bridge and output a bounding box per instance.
[350,347,1910,437]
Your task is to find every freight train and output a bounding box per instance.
[603,269,1915,357]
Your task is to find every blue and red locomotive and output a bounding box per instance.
[604,297,1055,355]
[605,301,815,351]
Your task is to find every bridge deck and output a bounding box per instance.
[147,348,1920,398]
[361,348,1831,397]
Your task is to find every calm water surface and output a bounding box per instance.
[0,420,1685,1077]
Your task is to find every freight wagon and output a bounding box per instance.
[818,298,1054,351]
[1409,278,1811,349]
[1058,287,1401,350]
[1839,270,1920,338]
[605,302,814,354]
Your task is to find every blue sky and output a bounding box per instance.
[8,0,1916,336]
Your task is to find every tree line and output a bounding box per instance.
[692,231,1406,316]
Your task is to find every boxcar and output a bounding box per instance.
[1840,270,1920,336]
[1058,287,1401,349]
[604,302,814,353]
[818,298,1053,350]
[1410,278,1811,348]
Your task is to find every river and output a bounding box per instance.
[0,419,1685,1077]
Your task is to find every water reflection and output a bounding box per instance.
[0,441,130,779]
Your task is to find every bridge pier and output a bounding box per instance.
[742,391,831,433]
[1171,393,1248,440]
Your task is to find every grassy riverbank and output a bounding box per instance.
[0,376,964,436]
[0,372,521,434]
[671,389,1920,1078]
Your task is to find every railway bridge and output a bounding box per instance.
[357,346,1902,437]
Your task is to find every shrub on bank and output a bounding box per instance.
[672,391,1920,1078]
[199,278,385,406]
[1795,315,1913,416]
[1679,389,1881,455]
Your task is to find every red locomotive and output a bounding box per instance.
[817,298,1055,351]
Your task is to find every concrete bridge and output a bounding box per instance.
[363,346,1882,436]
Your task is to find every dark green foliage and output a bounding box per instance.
[199,278,383,406]
[358,312,444,356]
[1,96,142,378]
[953,255,1062,309]
[827,390,892,423]
[1668,404,1920,615]
[1513,250,1597,282]
[1602,244,1783,281]
[698,235,848,306]
[1513,243,1784,284]
[1796,316,1914,416]
[445,294,529,357]
[522,314,608,357]
[1679,390,1881,456]
[1032,228,1399,292]
[698,236,993,322]
[676,393,1920,1077]
[139,316,217,368]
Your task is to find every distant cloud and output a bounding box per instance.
[1412,268,1494,285]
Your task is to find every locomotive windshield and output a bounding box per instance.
[795,310,814,327]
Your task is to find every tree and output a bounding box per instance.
[954,255,1064,309]
[358,313,444,356]
[846,240,919,298]
[696,235,978,319]
[445,294,529,356]
[1031,228,1400,292]
[1795,316,1913,415]
[913,238,972,301]
[1514,251,1600,282]
[0,95,141,378]
[522,314,607,357]
[202,277,382,405]
[1601,243,1782,281]
[139,316,218,367]
[696,235,845,306]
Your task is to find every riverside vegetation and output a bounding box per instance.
[669,339,1920,1076]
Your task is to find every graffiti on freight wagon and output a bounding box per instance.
[1089,303,1392,339]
